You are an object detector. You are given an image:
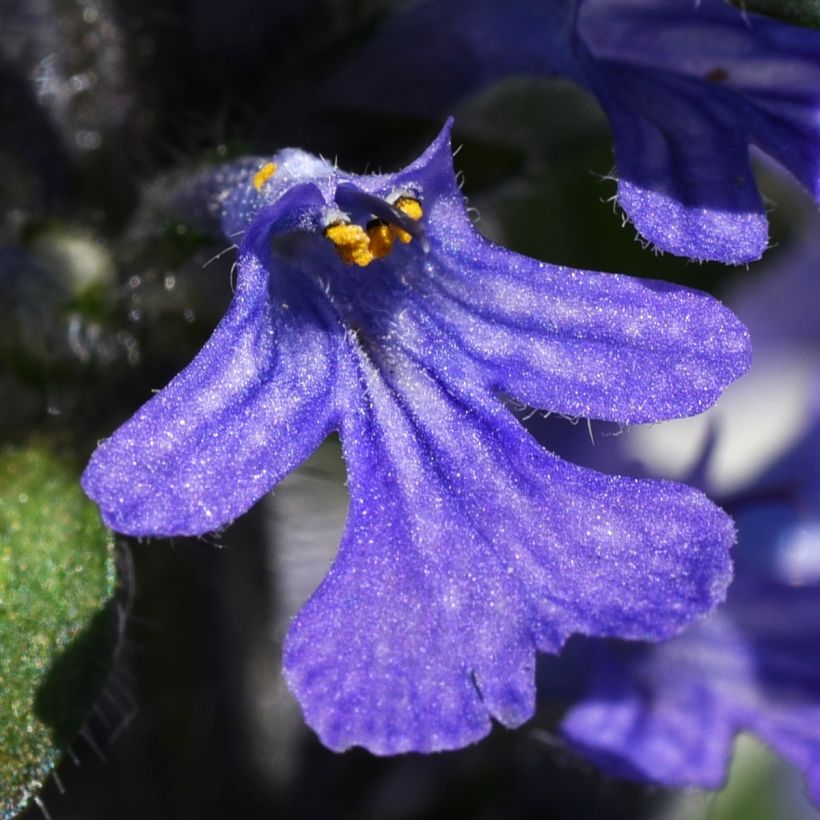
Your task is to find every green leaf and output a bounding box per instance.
[0,446,116,819]
[667,735,819,820]
[728,0,820,29]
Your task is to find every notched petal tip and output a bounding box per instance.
[280,340,738,756]
[284,651,496,756]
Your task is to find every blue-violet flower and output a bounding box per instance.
[562,552,820,803]
[336,0,820,264]
[83,121,750,754]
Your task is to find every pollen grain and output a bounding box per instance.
[325,223,375,267]
[366,221,394,260]
[326,197,424,266]
[392,196,423,243]
[252,162,278,191]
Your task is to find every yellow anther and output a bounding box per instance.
[366,220,394,260]
[391,196,423,243]
[395,196,423,221]
[325,197,423,266]
[252,162,277,191]
[325,223,375,267]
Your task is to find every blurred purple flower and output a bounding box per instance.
[562,566,820,804]
[336,0,820,264]
[82,122,749,754]
[534,407,820,804]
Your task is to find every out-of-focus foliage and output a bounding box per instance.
[668,735,820,820]
[729,0,820,29]
[0,445,116,819]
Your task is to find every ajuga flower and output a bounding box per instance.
[83,121,749,754]
[335,0,820,264]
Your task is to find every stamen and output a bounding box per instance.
[325,223,375,267]
[391,196,423,244]
[335,184,424,240]
[394,196,423,221]
[252,162,278,191]
[326,186,426,266]
[366,220,395,260]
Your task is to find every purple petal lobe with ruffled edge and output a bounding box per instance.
[284,342,734,754]
[562,580,820,805]
[586,63,769,263]
[82,186,354,536]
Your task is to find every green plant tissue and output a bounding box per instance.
[731,0,820,29]
[0,445,117,819]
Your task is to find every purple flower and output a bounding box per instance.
[562,576,820,804]
[336,0,820,264]
[82,122,749,754]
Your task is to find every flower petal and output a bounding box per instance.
[586,62,768,264]
[416,236,750,423]
[284,347,734,754]
[579,0,820,260]
[334,128,751,424]
[562,580,820,803]
[82,187,353,536]
[580,0,820,200]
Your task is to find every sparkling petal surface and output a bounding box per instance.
[412,219,750,422]
[562,580,820,804]
[82,187,352,536]
[284,344,734,753]
[587,63,768,263]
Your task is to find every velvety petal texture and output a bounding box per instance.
[83,186,352,536]
[562,579,820,804]
[84,121,750,753]
[286,351,734,752]
[335,0,820,263]
[584,63,769,263]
